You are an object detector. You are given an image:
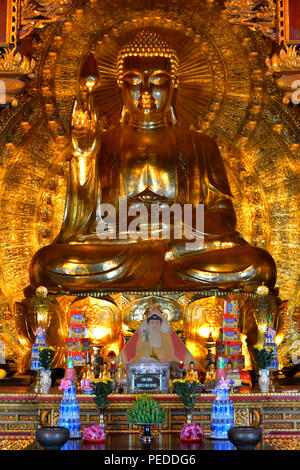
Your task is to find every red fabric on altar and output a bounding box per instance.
[284,0,300,44]
[240,370,252,386]
[0,0,8,45]
[288,0,300,43]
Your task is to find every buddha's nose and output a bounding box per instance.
[138,90,155,110]
[141,91,152,102]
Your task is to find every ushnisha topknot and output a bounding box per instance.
[117,30,179,87]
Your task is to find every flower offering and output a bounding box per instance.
[180,423,204,441]
[83,424,106,442]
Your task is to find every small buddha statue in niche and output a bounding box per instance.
[86,364,94,380]
[204,363,216,389]
[185,361,199,382]
[29,29,276,293]
[82,363,94,380]
[116,357,125,382]
[100,363,110,381]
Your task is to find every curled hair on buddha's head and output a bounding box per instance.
[116,29,179,88]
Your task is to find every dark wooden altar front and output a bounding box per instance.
[0,387,299,438]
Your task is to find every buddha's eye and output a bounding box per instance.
[124,74,142,86]
[150,74,170,86]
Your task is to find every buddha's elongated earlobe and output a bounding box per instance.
[167,104,178,126]
[120,104,130,125]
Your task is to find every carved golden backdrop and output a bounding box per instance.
[0,0,299,364]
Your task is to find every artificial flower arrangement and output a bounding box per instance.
[172,378,204,441]
[82,424,106,442]
[216,376,231,390]
[253,344,274,369]
[180,423,204,442]
[38,346,55,370]
[91,377,114,409]
[80,378,114,441]
[214,376,233,397]
[172,378,201,409]
[59,378,72,391]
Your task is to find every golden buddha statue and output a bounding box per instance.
[116,356,126,383]
[100,363,110,381]
[81,363,94,380]
[185,361,199,382]
[204,363,216,388]
[30,30,276,293]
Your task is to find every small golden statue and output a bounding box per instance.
[100,363,110,381]
[116,356,126,383]
[185,361,198,382]
[30,29,276,293]
[204,363,216,388]
[81,363,94,380]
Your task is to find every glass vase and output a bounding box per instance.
[98,407,107,430]
[185,407,193,425]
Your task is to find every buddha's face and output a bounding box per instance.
[121,56,175,120]
[148,319,162,331]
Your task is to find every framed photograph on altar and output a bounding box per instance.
[0,0,18,47]
[278,0,300,44]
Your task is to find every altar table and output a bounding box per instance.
[25,433,273,451]
[0,385,299,438]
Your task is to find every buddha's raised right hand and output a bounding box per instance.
[70,97,99,159]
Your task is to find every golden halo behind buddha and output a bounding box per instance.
[93,25,214,131]
[0,0,297,373]
[0,0,298,318]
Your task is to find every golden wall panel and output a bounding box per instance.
[0,0,298,367]
[285,413,300,420]
[264,422,293,429]
[19,415,36,422]
[0,415,16,421]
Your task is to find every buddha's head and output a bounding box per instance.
[147,312,163,331]
[117,30,179,126]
